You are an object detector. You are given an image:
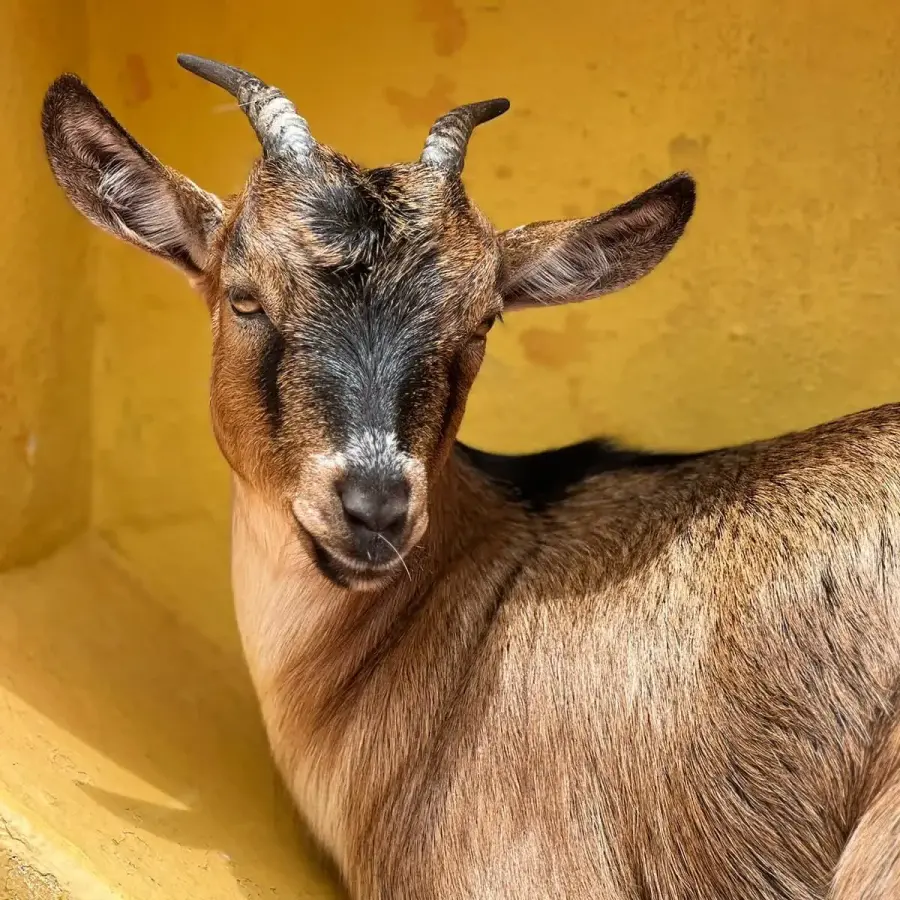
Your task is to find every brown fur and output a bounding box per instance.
[41,62,900,899]
[230,411,900,899]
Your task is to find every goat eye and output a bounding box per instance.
[471,315,498,341]
[228,293,265,319]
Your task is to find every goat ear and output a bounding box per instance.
[41,74,222,276]
[497,173,695,311]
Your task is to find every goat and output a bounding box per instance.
[42,55,900,900]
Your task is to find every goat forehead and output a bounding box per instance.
[230,161,489,280]
[294,245,449,344]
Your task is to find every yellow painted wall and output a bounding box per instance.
[79,0,900,649]
[0,1,91,569]
[2,1,900,897]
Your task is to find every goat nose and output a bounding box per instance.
[339,475,409,539]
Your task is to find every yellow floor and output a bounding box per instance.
[0,538,341,899]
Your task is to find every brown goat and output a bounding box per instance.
[42,55,900,899]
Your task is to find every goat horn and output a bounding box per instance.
[177,54,314,163]
[420,99,510,176]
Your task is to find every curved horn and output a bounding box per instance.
[177,54,314,163]
[420,99,510,176]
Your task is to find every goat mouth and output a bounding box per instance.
[294,520,406,590]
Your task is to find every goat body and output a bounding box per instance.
[233,404,900,899]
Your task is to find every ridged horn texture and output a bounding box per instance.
[177,53,314,163]
[420,99,511,176]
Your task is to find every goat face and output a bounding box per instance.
[210,157,502,587]
[42,55,696,590]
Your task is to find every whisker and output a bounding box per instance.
[376,533,411,582]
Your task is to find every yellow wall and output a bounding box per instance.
[0,1,91,569]
[2,2,900,896]
[80,0,900,650]
[1,0,897,658]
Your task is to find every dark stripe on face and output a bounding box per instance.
[226,218,247,265]
[257,327,285,434]
[434,351,463,458]
[301,246,445,450]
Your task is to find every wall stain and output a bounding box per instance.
[120,53,152,107]
[416,0,468,57]
[519,309,596,369]
[803,197,823,218]
[495,164,514,179]
[668,133,711,170]
[385,75,456,127]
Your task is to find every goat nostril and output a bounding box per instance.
[339,478,409,537]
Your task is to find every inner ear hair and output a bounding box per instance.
[41,73,222,275]
[498,172,696,311]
